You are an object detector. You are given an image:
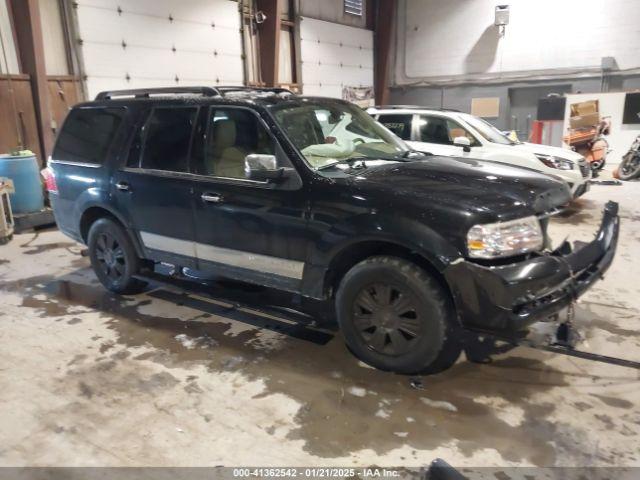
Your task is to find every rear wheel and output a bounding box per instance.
[336,256,461,375]
[87,218,147,294]
[619,152,640,181]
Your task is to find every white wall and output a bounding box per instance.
[397,0,640,85]
[0,0,20,74]
[299,16,373,98]
[562,93,640,164]
[74,0,243,99]
[39,0,70,75]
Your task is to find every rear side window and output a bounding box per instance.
[53,107,125,164]
[377,114,413,140]
[140,107,198,172]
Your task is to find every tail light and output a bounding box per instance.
[41,166,58,193]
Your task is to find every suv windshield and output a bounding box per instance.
[461,113,515,146]
[270,101,409,169]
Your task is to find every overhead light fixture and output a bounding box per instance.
[495,5,509,37]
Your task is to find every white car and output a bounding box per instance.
[368,106,591,198]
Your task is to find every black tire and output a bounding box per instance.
[591,158,605,171]
[87,218,147,294]
[336,256,461,375]
[619,152,640,181]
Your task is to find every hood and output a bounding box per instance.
[517,142,584,162]
[349,156,571,223]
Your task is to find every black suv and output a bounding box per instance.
[44,86,620,374]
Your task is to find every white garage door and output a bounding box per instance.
[299,16,373,99]
[75,0,244,99]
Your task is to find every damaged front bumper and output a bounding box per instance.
[444,201,620,332]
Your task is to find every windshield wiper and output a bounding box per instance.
[316,158,363,171]
[316,156,409,171]
[402,149,429,159]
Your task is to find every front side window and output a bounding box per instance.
[377,114,413,140]
[461,113,515,145]
[140,107,198,172]
[417,115,478,146]
[197,108,274,179]
[53,107,125,164]
[270,101,408,170]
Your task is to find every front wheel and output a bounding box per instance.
[619,152,640,181]
[591,158,606,171]
[336,256,461,375]
[87,218,147,294]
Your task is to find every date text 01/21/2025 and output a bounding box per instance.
[232,468,401,477]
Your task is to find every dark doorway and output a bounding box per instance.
[508,85,571,141]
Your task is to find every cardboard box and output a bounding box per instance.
[570,100,599,116]
[569,100,600,128]
[570,112,600,129]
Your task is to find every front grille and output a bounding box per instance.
[578,159,590,178]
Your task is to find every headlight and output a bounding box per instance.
[535,154,574,170]
[467,216,543,259]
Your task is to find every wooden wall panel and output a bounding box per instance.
[47,77,82,138]
[0,76,42,160]
[256,0,281,87]
[10,0,55,161]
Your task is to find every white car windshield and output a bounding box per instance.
[461,114,515,146]
[270,101,410,170]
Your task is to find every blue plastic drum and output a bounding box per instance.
[0,154,44,214]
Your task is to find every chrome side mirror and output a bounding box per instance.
[244,154,288,182]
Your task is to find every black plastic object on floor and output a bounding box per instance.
[589,180,622,186]
[427,459,468,480]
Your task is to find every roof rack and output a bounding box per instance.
[371,105,461,112]
[95,86,221,101]
[95,86,295,101]
[216,86,295,96]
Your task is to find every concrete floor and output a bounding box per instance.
[1,174,639,468]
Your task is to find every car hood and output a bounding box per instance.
[349,156,571,222]
[516,142,583,161]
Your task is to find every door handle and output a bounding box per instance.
[115,181,130,192]
[201,192,223,204]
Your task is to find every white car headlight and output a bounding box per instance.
[467,216,543,259]
[535,154,574,170]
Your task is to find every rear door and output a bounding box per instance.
[376,113,414,143]
[111,105,200,268]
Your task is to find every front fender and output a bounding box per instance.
[310,212,463,272]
